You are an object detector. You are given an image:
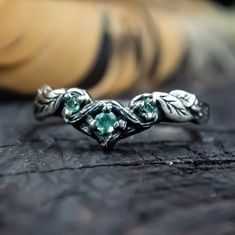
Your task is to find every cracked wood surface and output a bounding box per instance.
[0,85,235,235]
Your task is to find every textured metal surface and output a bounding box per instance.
[34,86,209,148]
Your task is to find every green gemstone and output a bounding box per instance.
[139,99,156,119]
[65,94,80,112]
[95,112,117,135]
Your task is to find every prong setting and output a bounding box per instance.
[63,109,72,120]
[102,103,113,112]
[118,120,127,129]
[131,97,158,122]
[87,118,96,130]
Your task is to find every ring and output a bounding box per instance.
[34,85,209,149]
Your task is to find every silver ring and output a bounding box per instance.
[34,85,209,149]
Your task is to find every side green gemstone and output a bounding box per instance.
[65,94,80,112]
[139,99,156,119]
[95,112,117,135]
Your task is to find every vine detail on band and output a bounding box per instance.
[34,86,209,148]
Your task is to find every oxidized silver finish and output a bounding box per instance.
[34,85,209,149]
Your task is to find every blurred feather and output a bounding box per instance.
[178,10,235,85]
[0,0,234,97]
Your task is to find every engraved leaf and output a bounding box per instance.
[154,93,193,122]
[170,90,197,108]
[35,86,65,118]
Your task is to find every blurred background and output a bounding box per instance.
[0,0,234,99]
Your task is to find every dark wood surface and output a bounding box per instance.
[0,85,235,235]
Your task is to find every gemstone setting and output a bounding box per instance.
[95,111,118,135]
[138,98,157,120]
[65,94,80,113]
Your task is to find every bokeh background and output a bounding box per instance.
[1,2,235,235]
[0,0,234,98]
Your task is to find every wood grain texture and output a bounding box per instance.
[0,82,235,235]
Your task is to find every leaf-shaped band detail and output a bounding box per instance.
[34,86,209,148]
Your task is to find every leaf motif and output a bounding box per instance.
[35,86,65,119]
[153,92,193,122]
[170,90,197,108]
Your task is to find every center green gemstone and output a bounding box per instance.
[95,112,117,135]
[65,94,80,113]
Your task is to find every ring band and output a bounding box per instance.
[34,85,209,149]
